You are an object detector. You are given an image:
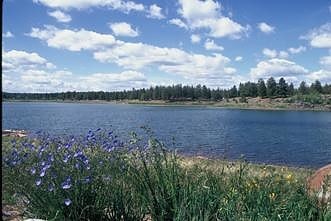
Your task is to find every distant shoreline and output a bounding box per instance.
[3,98,331,112]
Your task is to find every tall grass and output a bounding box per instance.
[2,130,330,220]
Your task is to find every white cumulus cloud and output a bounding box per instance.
[109,22,139,37]
[48,10,71,22]
[2,49,53,72]
[301,23,331,48]
[33,0,144,12]
[147,4,165,19]
[177,0,249,39]
[235,56,243,61]
[27,26,241,86]
[320,55,331,70]
[263,48,288,59]
[288,46,306,54]
[250,58,309,80]
[262,48,277,58]
[28,26,236,79]
[2,31,14,38]
[169,18,188,30]
[28,26,116,51]
[307,69,331,83]
[257,22,275,34]
[204,39,224,51]
[190,34,201,43]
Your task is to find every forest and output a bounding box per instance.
[3,77,331,101]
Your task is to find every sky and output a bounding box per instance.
[2,0,331,93]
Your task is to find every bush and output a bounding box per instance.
[2,130,329,220]
[239,96,248,103]
[291,93,324,105]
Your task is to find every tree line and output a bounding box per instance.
[3,77,331,101]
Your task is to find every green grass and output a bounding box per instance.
[2,134,330,220]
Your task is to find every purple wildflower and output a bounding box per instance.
[61,177,72,190]
[48,183,55,192]
[35,178,42,186]
[30,167,36,175]
[74,150,83,157]
[64,199,72,206]
[82,176,91,184]
[63,154,71,163]
[40,169,46,177]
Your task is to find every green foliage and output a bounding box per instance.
[2,132,330,221]
[3,78,330,102]
[239,96,248,103]
[257,79,267,98]
[277,77,288,97]
[290,93,325,105]
[267,77,277,97]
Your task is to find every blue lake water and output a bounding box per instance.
[3,102,331,168]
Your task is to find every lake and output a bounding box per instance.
[3,102,331,168]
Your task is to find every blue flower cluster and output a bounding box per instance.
[3,129,123,207]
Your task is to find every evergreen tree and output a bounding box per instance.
[311,80,322,93]
[266,77,277,97]
[299,81,308,94]
[277,77,288,97]
[257,79,267,98]
[288,83,294,96]
[229,85,238,98]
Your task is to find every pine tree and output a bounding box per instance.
[266,77,277,97]
[257,79,267,98]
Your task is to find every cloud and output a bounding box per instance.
[177,0,249,39]
[196,17,250,39]
[250,58,309,80]
[301,23,331,48]
[235,56,242,61]
[278,51,289,58]
[93,42,232,79]
[2,31,14,38]
[320,55,331,70]
[28,26,237,82]
[190,34,200,43]
[204,39,224,51]
[262,48,277,58]
[109,22,139,37]
[28,25,116,51]
[34,0,165,20]
[33,0,144,12]
[257,22,275,34]
[178,0,220,22]
[2,49,54,71]
[147,4,165,19]
[79,71,147,91]
[2,48,148,92]
[169,18,188,30]
[288,46,306,54]
[262,48,288,59]
[307,69,331,83]
[48,10,72,22]
[4,68,148,93]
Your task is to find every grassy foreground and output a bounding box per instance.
[2,130,331,220]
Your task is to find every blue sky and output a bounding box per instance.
[2,0,331,92]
